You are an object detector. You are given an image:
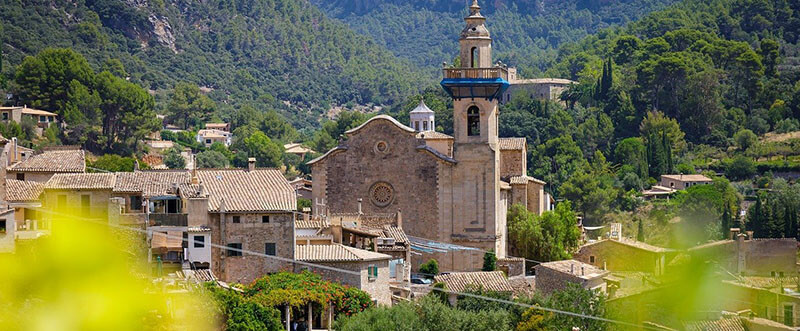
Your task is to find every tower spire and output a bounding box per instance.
[470,0,481,16]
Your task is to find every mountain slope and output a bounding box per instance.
[1,0,430,128]
[311,0,680,77]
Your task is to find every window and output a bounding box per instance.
[130,196,142,211]
[205,139,211,144]
[772,271,777,277]
[193,235,205,248]
[81,195,90,215]
[470,47,478,68]
[39,115,46,122]
[368,265,378,280]
[262,215,270,223]
[265,243,276,256]
[415,121,420,131]
[226,243,242,257]
[467,106,480,136]
[16,173,24,180]
[784,305,794,326]
[0,220,5,234]
[232,216,240,223]
[2,112,7,120]
[423,121,428,131]
[590,256,595,263]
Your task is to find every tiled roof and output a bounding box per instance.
[296,219,329,229]
[661,174,712,182]
[21,107,57,116]
[684,317,745,331]
[45,173,116,190]
[536,260,608,280]
[295,244,392,262]
[5,179,44,202]
[114,171,191,197]
[434,271,513,293]
[382,225,408,244]
[197,169,296,212]
[508,175,546,185]
[498,137,526,150]
[9,150,85,173]
[581,239,672,253]
[416,131,453,139]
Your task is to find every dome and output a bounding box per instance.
[410,99,434,114]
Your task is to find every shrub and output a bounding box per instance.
[419,259,439,277]
[725,155,756,180]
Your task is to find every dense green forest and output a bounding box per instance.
[311,0,679,76]
[0,0,428,128]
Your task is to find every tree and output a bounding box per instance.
[725,155,756,180]
[733,129,757,151]
[507,202,581,262]
[95,71,159,153]
[637,218,645,242]
[90,154,136,172]
[419,259,439,278]
[482,250,497,272]
[14,48,95,116]
[167,82,215,130]
[243,131,282,167]
[260,109,298,143]
[639,111,686,152]
[196,150,228,168]
[614,138,648,180]
[163,147,186,169]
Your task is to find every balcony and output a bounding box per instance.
[440,67,510,101]
[150,213,188,227]
[442,67,509,80]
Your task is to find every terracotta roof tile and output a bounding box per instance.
[114,171,191,197]
[498,137,526,150]
[197,169,296,212]
[416,131,453,139]
[684,317,745,331]
[382,225,408,244]
[434,271,513,293]
[45,173,116,190]
[508,175,546,185]
[295,244,392,262]
[661,174,712,182]
[5,179,44,202]
[296,219,329,229]
[9,150,85,173]
[536,260,609,280]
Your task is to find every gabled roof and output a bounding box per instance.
[661,174,712,182]
[114,171,191,197]
[9,149,85,173]
[581,239,673,254]
[684,317,745,331]
[498,137,526,150]
[45,173,116,190]
[197,169,296,212]
[536,259,609,280]
[409,100,434,114]
[296,218,329,229]
[295,244,392,262]
[5,179,44,202]
[344,115,415,136]
[434,271,513,293]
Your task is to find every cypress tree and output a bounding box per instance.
[663,130,673,174]
[784,205,794,239]
[637,218,645,242]
[721,207,732,239]
[748,196,763,237]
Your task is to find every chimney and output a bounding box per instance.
[745,231,754,240]
[396,209,403,229]
[357,198,363,214]
[729,228,741,240]
[10,137,17,164]
[247,157,256,172]
[570,264,574,274]
[134,160,140,171]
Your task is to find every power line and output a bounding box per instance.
[26,206,658,329]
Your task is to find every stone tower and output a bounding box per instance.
[409,99,435,132]
[439,0,510,257]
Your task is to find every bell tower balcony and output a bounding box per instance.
[440,66,510,101]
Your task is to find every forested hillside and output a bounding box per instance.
[311,0,679,77]
[0,0,428,128]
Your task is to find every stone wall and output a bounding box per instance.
[499,150,524,178]
[7,172,56,183]
[43,189,112,221]
[744,239,797,276]
[574,240,663,274]
[534,265,606,296]
[297,259,392,306]
[210,212,295,284]
[497,258,525,277]
[320,120,442,241]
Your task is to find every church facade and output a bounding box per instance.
[309,0,547,272]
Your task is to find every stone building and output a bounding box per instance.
[6,146,85,182]
[295,244,393,306]
[659,174,712,190]
[689,229,797,277]
[309,0,546,272]
[197,166,297,284]
[0,106,59,136]
[575,238,674,276]
[434,271,513,305]
[534,259,609,296]
[42,173,116,220]
[501,77,576,105]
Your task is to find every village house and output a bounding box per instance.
[575,238,674,277]
[689,229,797,277]
[204,123,230,132]
[309,1,544,272]
[0,208,16,253]
[5,179,46,241]
[197,161,297,284]
[659,174,712,190]
[289,177,312,200]
[434,271,514,305]
[144,140,175,154]
[284,143,315,160]
[295,244,394,306]
[534,259,609,296]
[196,128,232,148]
[6,146,85,182]
[0,106,59,136]
[501,77,576,105]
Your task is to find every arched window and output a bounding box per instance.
[471,47,478,68]
[467,106,480,136]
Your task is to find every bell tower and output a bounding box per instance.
[437,0,510,261]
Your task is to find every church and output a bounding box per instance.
[309,0,548,272]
